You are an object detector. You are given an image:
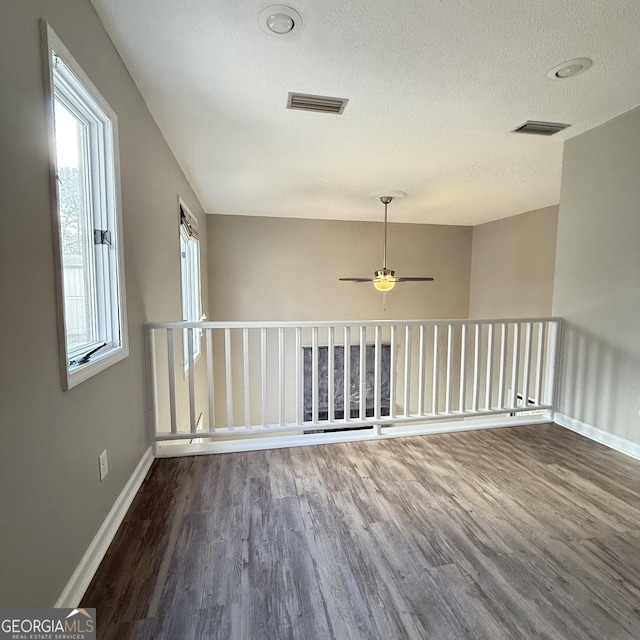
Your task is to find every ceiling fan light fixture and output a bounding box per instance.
[339,194,434,292]
[373,269,396,292]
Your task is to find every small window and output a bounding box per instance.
[44,25,128,389]
[179,201,202,368]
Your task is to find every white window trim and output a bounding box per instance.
[179,198,203,374]
[42,22,129,390]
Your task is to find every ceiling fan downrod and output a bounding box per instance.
[338,192,434,291]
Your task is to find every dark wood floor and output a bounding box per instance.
[82,424,640,640]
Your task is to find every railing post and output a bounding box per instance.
[145,326,159,455]
[544,319,562,418]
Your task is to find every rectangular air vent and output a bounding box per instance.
[287,92,349,114]
[512,120,570,136]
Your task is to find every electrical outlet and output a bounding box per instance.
[99,450,108,482]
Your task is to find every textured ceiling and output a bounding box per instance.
[91,0,640,224]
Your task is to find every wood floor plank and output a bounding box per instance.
[82,424,640,639]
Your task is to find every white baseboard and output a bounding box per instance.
[55,446,154,607]
[554,413,640,461]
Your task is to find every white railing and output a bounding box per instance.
[146,317,561,454]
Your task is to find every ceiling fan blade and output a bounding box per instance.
[396,277,435,282]
[339,277,373,282]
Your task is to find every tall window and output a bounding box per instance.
[180,202,202,367]
[45,25,128,389]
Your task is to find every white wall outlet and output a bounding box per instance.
[99,449,108,482]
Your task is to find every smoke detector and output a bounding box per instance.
[259,6,303,37]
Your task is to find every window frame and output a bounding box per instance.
[42,23,128,390]
[179,199,203,370]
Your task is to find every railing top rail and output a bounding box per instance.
[146,317,563,330]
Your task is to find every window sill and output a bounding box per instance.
[64,345,129,390]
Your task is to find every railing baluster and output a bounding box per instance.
[522,322,533,409]
[188,328,196,433]
[404,325,412,417]
[498,323,507,410]
[224,328,234,429]
[328,326,335,423]
[485,323,494,410]
[295,327,302,425]
[459,323,467,413]
[312,326,319,424]
[390,325,397,419]
[359,325,366,421]
[472,323,480,412]
[167,329,177,434]
[418,324,425,416]
[206,329,215,432]
[344,326,351,422]
[374,325,381,420]
[243,328,251,429]
[445,324,453,414]
[432,324,440,415]
[511,323,520,408]
[261,327,268,428]
[534,321,546,406]
[278,327,285,426]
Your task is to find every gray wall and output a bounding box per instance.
[553,107,640,445]
[469,206,558,318]
[208,215,472,321]
[0,2,208,606]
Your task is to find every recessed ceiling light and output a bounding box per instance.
[259,5,302,37]
[548,58,592,80]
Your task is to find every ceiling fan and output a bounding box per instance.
[340,193,434,292]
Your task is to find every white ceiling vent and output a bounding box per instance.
[512,121,570,136]
[287,92,349,114]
